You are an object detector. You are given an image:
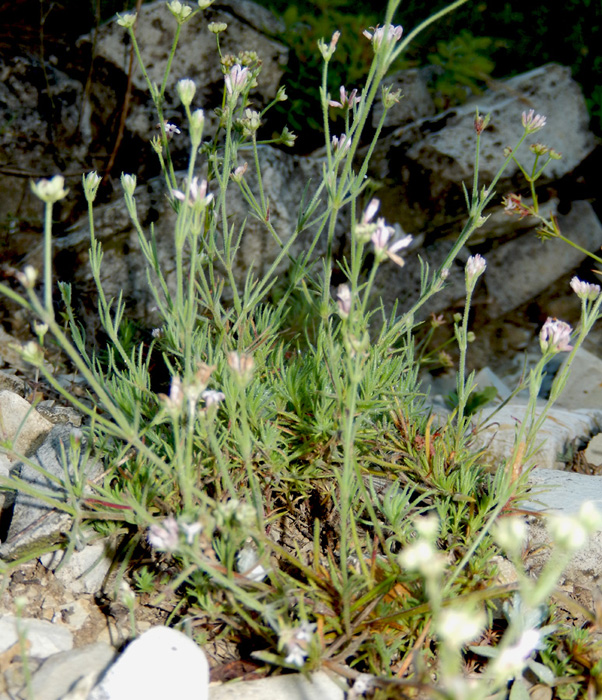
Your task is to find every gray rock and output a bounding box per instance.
[484,201,602,317]
[209,671,346,700]
[0,616,73,659]
[523,468,602,588]
[555,346,602,411]
[368,63,595,234]
[40,539,114,595]
[88,626,209,700]
[0,425,103,562]
[371,68,436,130]
[29,643,116,700]
[82,0,288,144]
[472,403,602,472]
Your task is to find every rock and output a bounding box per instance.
[28,642,115,700]
[523,468,602,588]
[81,0,288,146]
[371,68,436,130]
[484,201,602,318]
[40,539,114,595]
[472,403,602,472]
[0,425,104,561]
[0,390,54,512]
[0,616,73,659]
[0,57,86,232]
[209,671,345,700]
[368,63,596,233]
[555,346,602,411]
[88,626,209,700]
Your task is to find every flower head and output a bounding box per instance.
[116,12,137,28]
[570,276,601,301]
[83,171,102,202]
[363,24,403,49]
[177,78,196,107]
[336,284,352,318]
[225,64,251,98]
[331,133,351,153]
[437,607,486,648]
[539,317,573,354]
[202,389,225,407]
[158,121,181,139]
[502,193,532,218]
[465,254,487,288]
[31,174,68,204]
[493,629,543,679]
[173,176,213,208]
[147,516,180,552]
[522,109,546,134]
[329,85,361,110]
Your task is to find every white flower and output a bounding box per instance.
[493,517,527,555]
[116,12,137,28]
[177,78,196,106]
[121,173,137,197]
[466,254,487,282]
[363,24,403,49]
[225,64,251,97]
[201,389,225,407]
[547,513,588,551]
[437,607,485,648]
[31,174,68,203]
[336,284,352,318]
[493,629,542,679]
[173,176,213,208]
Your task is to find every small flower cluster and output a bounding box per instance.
[521,109,546,134]
[502,193,532,219]
[328,86,360,110]
[539,317,573,354]
[147,515,203,552]
[363,24,403,50]
[279,622,316,667]
[159,363,223,416]
[173,176,213,209]
[357,199,412,267]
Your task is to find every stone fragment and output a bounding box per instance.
[484,202,602,317]
[555,346,602,411]
[472,402,602,472]
[209,671,345,700]
[40,539,113,595]
[523,468,602,588]
[0,425,103,561]
[28,642,115,700]
[88,626,209,700]
[0,616,73,659]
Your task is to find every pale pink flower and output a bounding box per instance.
[363,24,403,49]
[331,133,351,152]
[147,516,180,552]
[173,176,213,207]
[225,64,250,97]
[539,317,573,354]
[361,198,380,224]
[570,276,601,301]
[466,254,487,282]
[336,284,352,318]
[202,389,225,406]
[521,109,546,134]
[328,86,361,109]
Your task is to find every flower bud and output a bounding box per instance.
[177,78,196,107]
[31,174,68,204]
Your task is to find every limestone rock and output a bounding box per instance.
[88,626,209,700]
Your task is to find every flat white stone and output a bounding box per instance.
[555,347,602,411]
[586,433,602,466]
[473,403,602,471]
[0,616,73,658]
[209,671,345,700]
[88,626,209,700]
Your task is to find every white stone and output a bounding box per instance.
[472,402,602,471]
[29,642,115,700]
[0,616,73,658]
[0,389,53,459]
[209,671,345,700]
[88,626,209,700]
[523,468,602,587]
[586,434,602,466]
[40,539,113,595]
[555,346,602,411]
